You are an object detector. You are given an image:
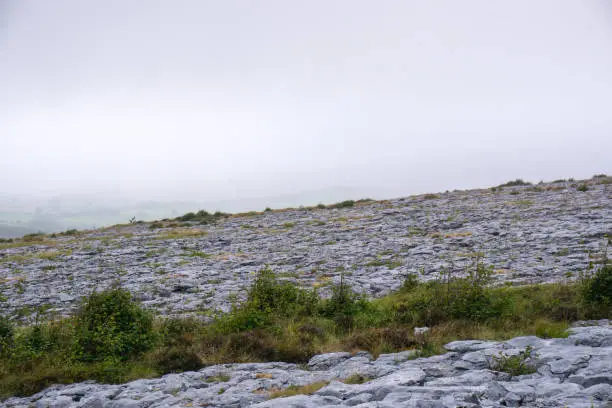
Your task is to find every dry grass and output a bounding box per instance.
[444,231,473,238]
[255,373,274,379]
[156,229,207,240]
[268,381,329,399]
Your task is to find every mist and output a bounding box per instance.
[1,0,611,234]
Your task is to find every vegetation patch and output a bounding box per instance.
[0,259,610,399]
[268,381,328,399]
[157,229,207,240]
[489,346,537,377]
[498,179,532,187]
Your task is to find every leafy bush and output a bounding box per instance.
[73,288,155,362]
[582,264,612,307]
[321,275,367,330]
[154,346,202,373]
[329,200,355,209]
[576,184,589,192]
[498,179,532,187]
[217,268,319,332]
[0,315,13,354]
[400,273,420,293]
[176,210,227,224]
[392,261,504,325]
[246,268,319,319]
[344,327,417,355]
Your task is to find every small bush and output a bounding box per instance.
[400,273,420,293]
[73,288,155,362]
[344,327,416,355]
[581,264,612,307]
[217,268,319,332]
[154,346,202,373]
[175,210,226,224]
[321,275,367,331]
[329,200,355,209]
[489,346,537,377]
[0,315,13,354]
[498,179,532,187]
[22,233,45,242]
[576,184,589,192]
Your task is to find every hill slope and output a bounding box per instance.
[0,177,610,321]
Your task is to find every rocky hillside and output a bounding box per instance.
[0,177,610,321]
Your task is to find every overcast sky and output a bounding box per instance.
[1,0,611,202]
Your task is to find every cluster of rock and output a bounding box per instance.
[0,178,610,321]
[4,322,611,407]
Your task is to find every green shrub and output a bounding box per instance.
[423,194,439,200]
[321,275,367,330]
[217,268,319,332]
[0,315,13,354]
[73,288,155,362]
[176,209,226,224]
[391,262,507,325]
[582,264,612,307]
[576,184,589,192]
[154,346,202,373]
[498,179,531,187]
[489,346,537,377]
[330,200,355,209]
[246,268,318,318]
[344,327,417,355]
[400,273,420,293]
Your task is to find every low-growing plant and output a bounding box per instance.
[268,381,328,399]
[329,200,355,209]
[581,263,612,307]
[534,320,569,339]
[343,374,371,384]
[498,179,532,187]
[320,274,367,331]
[0,316,13,354]
[175,210,227,224]
[489,346,537,377]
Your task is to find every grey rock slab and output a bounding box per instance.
[308,352,352,370]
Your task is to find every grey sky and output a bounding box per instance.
[1,0,611,202]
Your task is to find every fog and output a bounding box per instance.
[1,0,611,233]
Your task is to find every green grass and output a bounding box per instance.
[0,263,610,399]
